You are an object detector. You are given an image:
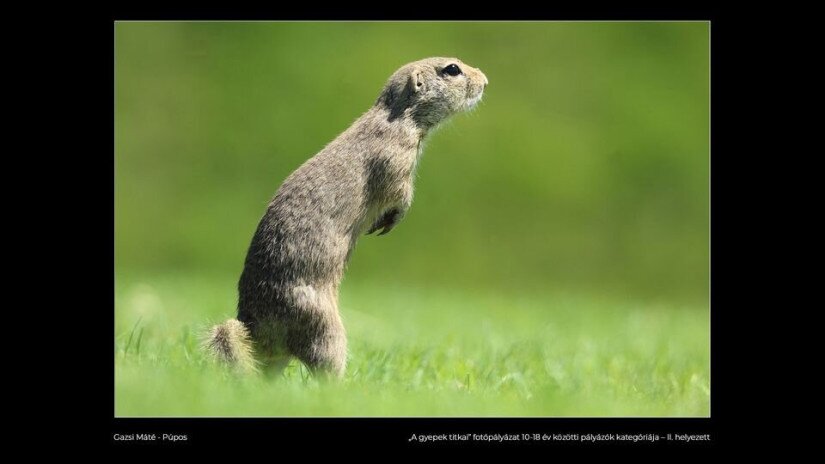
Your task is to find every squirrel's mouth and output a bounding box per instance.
[465,91,484,110]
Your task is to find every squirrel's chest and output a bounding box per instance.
[365,149,418,194]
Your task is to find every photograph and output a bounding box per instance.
[114,20,710,418]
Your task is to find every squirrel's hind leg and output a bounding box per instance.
[286,286,348,379]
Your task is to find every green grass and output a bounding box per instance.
[115,272,709,417]
[114,23,709,417]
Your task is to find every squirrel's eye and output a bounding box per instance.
[442,64,462,76]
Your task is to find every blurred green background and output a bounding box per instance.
[115,21,708,304]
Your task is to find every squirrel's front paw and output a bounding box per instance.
[367,208,402,236]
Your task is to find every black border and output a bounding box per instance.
[100,9,727,450]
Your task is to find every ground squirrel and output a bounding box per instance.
[204,57,488,378]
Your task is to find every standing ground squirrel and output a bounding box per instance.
[203,57,488,378]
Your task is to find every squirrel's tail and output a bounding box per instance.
[202,319,258,373]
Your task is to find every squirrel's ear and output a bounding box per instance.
[409,67,424,93]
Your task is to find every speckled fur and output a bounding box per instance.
[202,318,258,374]
[205,57,488,378]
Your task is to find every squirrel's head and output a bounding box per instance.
[376,57,488,129]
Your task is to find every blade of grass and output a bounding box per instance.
[124,316,143,355]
